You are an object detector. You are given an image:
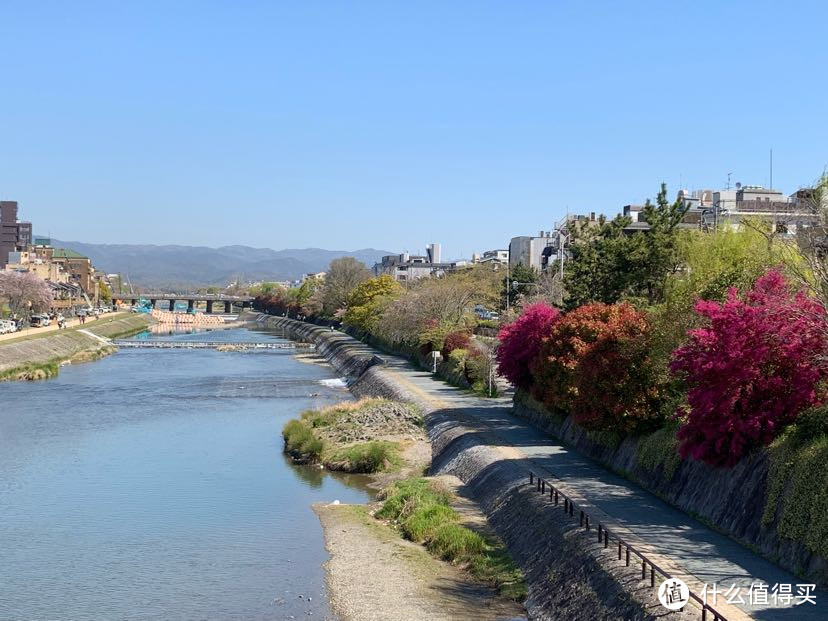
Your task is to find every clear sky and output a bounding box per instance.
[1,1,826,259]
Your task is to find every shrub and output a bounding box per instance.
[671,269,827,467]
[569,304,662,432]
[282,420,325,462]
[328,441,399,473]
[442,330,472,358]
[529,302,661,431]
[447,347,468,369]
[496,302,560,389]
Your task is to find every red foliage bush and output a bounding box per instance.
[670,269,828,467]
[442,331,472,359]
[570,307,661,432]
[529,302,660,431]
[496,303,560,390]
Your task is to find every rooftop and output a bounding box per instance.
[52,248,89,259]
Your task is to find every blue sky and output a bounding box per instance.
[1,1,826,259]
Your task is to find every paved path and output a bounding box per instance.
[0,312,125,342]
[369,351,825,620]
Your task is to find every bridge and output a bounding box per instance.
[113,340,312,350]
[112,293,254,314]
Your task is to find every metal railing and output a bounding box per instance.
[528,472,728,621]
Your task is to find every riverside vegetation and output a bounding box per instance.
[282,397,527,603]
[266,177,828,582]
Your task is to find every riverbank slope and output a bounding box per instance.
[0,313,154,380]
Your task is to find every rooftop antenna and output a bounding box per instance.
[770,148,773,189]
[726,172,732,190]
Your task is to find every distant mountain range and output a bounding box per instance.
[49,240,393,290]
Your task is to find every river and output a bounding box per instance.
[0,326,370,620]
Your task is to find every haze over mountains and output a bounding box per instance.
[50,240,392,290]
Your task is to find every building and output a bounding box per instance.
[302,272,326,283]
[699,184,817,233]
[0,201,32,268]
[373,243,460,282]
[472,249,509,266]
[510,214,600,271]
[509,232,555,271]
[27,245,101,299]
[4,250,68,282]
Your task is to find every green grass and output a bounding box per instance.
[327,441,401,473]
[376,478,526,601]
[282,398,417,473]
[283,419,326,462]
[0,359,60,381]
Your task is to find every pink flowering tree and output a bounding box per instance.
[671,269,828,467]
[0,271,53,318]
[496,302,560,389]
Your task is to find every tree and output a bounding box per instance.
[504,263,538,309]
[670,270,827,467]
[99,281,113,305]
[342,275,403,332]
[634,183,691,303]
[374,275,482,349]
[496,302,559,390]
[321,257,371,317]
[563,215,635,309]
[563,184,688,308]
[0,272,53,318]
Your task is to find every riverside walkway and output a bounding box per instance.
[315,328,823,621]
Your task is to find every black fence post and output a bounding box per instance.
[625,547,630,566]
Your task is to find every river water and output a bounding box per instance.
[0,327,370,620]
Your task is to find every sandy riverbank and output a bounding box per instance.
[283,396,527,620]
[315,502,525,621]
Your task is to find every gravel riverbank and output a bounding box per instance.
[315,503,525,621]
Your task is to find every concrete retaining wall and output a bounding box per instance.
[512,392,828,587]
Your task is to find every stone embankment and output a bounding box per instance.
[0,314,154,381]
[258,315,703,620]
[511,393,827,587]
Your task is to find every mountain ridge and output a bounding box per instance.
[48,239,393,289]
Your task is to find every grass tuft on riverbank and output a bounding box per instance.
[0,359,60,381]
[376,478,526,601]
[282,398,420,473]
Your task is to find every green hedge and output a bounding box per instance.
[763,406,828,561]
